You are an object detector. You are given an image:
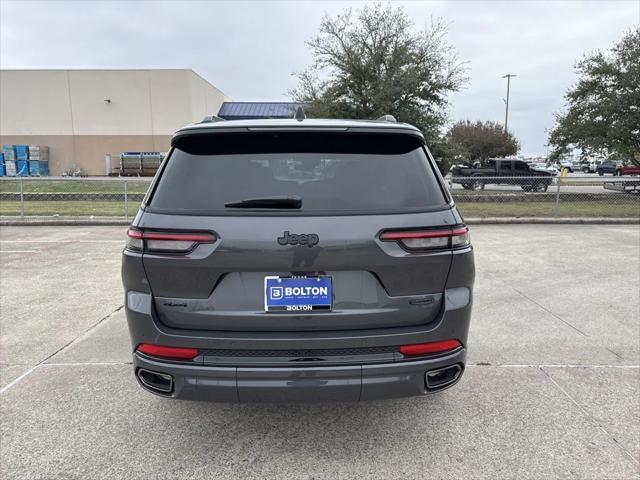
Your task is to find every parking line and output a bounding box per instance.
[0,250,38,253]
[0,364,41,394]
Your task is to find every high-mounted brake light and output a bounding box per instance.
[137,343,199,360]
[126,228,216,253]
[399,340,461,357]
[380,226,469,251]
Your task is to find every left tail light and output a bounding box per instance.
[126,228,216,253]
[380,226,470,251]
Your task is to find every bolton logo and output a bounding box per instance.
[269,286,283,300]
[277,231,319,248]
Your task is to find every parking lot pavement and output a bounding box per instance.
[1,225,639,479]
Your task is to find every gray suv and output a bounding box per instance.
[122,115,475,402]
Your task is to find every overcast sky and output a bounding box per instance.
[1,0,638,155]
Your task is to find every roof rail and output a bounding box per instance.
[377,115,397,123]
[199,115,225,123]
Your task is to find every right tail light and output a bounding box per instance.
[379,226,470,251]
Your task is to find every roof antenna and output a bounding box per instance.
[294,106,305,122]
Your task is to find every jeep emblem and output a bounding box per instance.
[277,231,319,247]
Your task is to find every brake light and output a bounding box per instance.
[399,340,461,357]
[380,226,469,251]
[126,228,216,253]
[137,343,199,360]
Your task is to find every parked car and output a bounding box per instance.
[559,160,590,173]
[587,160,603,173]
[122,113,475,402]
[530,162,559,176]
[596,160,623,176]
[619,163,640,176]
[450,158,554,191]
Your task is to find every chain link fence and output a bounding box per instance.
[0,175,638,220]
[0,177,153,220]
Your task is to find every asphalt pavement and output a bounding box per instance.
[1,225,639,479]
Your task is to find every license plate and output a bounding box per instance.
[264,276,332,312]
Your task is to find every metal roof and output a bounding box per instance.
[217,102,307,120]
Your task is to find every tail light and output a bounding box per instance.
[399,339,461,357]
[380,226,469,251]
[137,343,199,360]
[126,228,216,253]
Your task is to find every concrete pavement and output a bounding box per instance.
[1,225,639,479]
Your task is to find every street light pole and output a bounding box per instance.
[502,74,517,132]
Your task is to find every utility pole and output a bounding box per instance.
[502,74,517,132]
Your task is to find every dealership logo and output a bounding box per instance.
[269,287,283,300]
[277,231,319,247]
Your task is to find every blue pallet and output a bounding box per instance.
[28,161,49,176]
[16,161,29,176]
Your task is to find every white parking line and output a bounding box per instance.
[0,250,38,253]
[0,364,41,394]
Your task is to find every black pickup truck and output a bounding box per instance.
[450,159,555,192]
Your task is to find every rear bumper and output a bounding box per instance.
[134,348,466,402]
[124,281,473,402]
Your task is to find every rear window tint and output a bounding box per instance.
[149,133,446,215]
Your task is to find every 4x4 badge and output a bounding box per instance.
[277,231,319,247]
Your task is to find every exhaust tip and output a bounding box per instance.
[137,368,174,394]
[425,364,462,391]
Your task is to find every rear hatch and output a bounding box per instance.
[136,127,459,332]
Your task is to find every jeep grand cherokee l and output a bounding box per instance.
[122,115,475,402]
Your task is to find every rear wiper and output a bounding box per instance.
[224,195,302,209]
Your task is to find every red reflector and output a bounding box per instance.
[399,340,461,357]
[137,344,199,360]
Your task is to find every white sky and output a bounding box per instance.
[1,0,638,155]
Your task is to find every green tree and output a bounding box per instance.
[290,3,467,139]
[549,28,640,162]
[444,120,520,164]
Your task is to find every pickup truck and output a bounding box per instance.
[450,159,555,192]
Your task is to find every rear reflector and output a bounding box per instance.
[137,343,199,360]
[380,227,469,251]
[399,340,461,357]
[126,228,216,253]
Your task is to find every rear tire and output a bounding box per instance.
[598,171,604,176]
[534,182,549,192]
[471,180,484,191]
[521,186,532,192]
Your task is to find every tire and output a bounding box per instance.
[470,180,484,191]
[614,170,622,176]
[469,175,485,191]
[534,182,548,192]
[598,171,603,176]
[582,167,590,173]
[521,186,532,192]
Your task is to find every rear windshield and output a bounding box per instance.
[148,132,447,215]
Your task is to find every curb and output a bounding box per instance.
[464,217,640,225]
[1,217,639,226]
[0,217,132,226]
